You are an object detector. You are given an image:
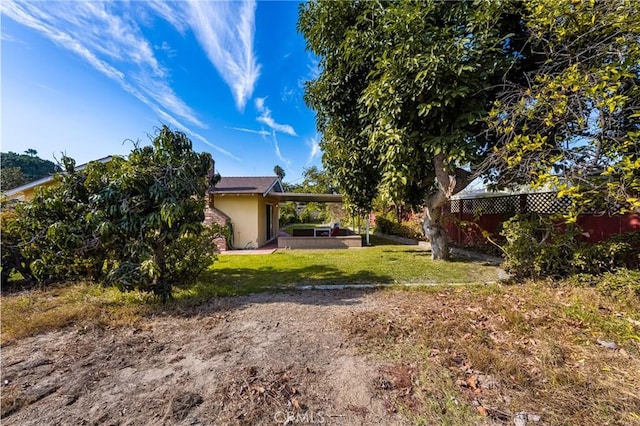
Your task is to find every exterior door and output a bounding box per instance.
[266,204,273,241]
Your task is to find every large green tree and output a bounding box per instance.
[0,150,60,190]
[2,127,215,300]
[299,0,528,259]
[488,0,640,216]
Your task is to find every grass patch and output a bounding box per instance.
[194,245,498,297]
[343,281,640,425]
[1,241,497,343]
[1,282,155,344]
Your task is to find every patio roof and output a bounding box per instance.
[270,192,343,203]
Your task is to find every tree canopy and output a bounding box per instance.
[273,165,286,181]
[1,150,60,190]
[298,0,529,258]
[488,0,640,216]
[1,127,216,300]
[299,0,639,258]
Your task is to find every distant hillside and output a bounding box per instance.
[1,151,61,191]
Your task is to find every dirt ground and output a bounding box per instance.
[1,290,415,425]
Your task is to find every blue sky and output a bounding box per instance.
[1,1,322,182]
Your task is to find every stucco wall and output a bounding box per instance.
[213,195,259,249]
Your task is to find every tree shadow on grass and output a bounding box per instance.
[152,264,395,318]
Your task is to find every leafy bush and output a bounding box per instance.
[501,215,640,279]
[375,216,395,234]
[1,127,215,301]
[0,206,32,285]
[279,202,300,227]
[375,215,423,239]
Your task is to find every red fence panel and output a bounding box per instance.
[444,193,639,246]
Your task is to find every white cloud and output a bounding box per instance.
[254,97,297,136]
[281,86,296,103]
[185,0,260,111]
[255,97,266,112]
[307,134,322,163]
[153,110,239,160]
[147,0,188,35]
[155,41,177,58]
[257,114,297,137]
[270,131,290,167]
[1,0,205,129]
[229,127,270,137]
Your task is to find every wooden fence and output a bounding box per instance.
[443,192,640,245]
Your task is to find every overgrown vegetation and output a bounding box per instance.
[0,150,60,191]
[1,127,215,301]
[299,0,639,260]
[499,215,640,279]
[374,215,423,240]
[344,278,640,424]
[489,0,640,216]
[1,241,499,343]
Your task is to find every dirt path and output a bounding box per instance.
[1,290,411,425]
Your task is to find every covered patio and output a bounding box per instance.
[270,192,362,249]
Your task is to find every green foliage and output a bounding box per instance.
[375,215,423,240]
[500,215,640,278]
[285,166,337,223]
[1,127,215,301]
[490,0,640,216]
[298,1,527,212]
[374,216,395,235]
[279,202,300,227]
[0,150,60,190]
[0,206,33,285]
[0,167,27,191]
[273,165,285,181]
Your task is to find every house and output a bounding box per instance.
[205,176,284,249]
[5,164,348,250]
[206,176,348,250]
[2,156,113,202]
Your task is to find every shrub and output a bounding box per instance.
[501,214,640,279]
[375,216,394,234]
[3,127,215,301]
[279,202,299,227]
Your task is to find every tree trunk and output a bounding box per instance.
[152,241,172,303]
[423,154,473,261]
[423,202,450,260]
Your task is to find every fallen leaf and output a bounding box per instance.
[250,385,265,394]
[467,375,478,390]
[476,405,488,416]
[291,398,300,410]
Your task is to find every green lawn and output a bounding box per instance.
[176,239,499,300]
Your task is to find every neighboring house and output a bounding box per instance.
[2,156,113,202]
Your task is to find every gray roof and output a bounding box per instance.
[212,176,283,196]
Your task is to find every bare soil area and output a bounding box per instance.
[1,290,412,425]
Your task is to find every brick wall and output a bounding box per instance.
[204,196,231,252]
